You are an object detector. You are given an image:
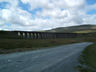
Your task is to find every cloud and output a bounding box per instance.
[83,14,96,24]
[64,0,85,7]
[0,0,96,31]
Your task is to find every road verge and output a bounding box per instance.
[77,43,96,72]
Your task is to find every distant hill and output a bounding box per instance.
[46,24,96,33]
[0,24,96,33]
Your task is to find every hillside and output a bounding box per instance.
[0,24,96,33]
[46,24,96,33]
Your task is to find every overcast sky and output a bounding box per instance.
[0,0,96,31]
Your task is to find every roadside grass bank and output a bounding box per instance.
[0,38,83,54]
[77,43,96,72]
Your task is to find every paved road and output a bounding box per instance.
[0,42,92,72]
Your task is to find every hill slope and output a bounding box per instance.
[46,24,96,33]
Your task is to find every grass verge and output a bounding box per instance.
[77,43,96,72]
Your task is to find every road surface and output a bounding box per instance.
[0,42,92,72]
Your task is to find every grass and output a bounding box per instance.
[74,30,96,33]
[83,43,96,68]
[0,38,83,54]
[0,36,96,54]
[77,43,96,72]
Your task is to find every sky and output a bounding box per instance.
[0,0,96,31]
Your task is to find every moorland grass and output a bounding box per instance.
[0,38,83,54]
[77,42,96,72]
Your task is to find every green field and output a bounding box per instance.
[0,38,83,54]
[0,35,96,54]
[74,30,96,33]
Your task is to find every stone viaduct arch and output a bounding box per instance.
[15,31,78,39]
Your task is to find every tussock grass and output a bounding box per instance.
[84,44,96,68]
[77,42,96,72]
[0,38,82,54]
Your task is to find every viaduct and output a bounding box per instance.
[0,31,87,39]
[15,31,79,39]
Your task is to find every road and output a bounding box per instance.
[0,42,92,72]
